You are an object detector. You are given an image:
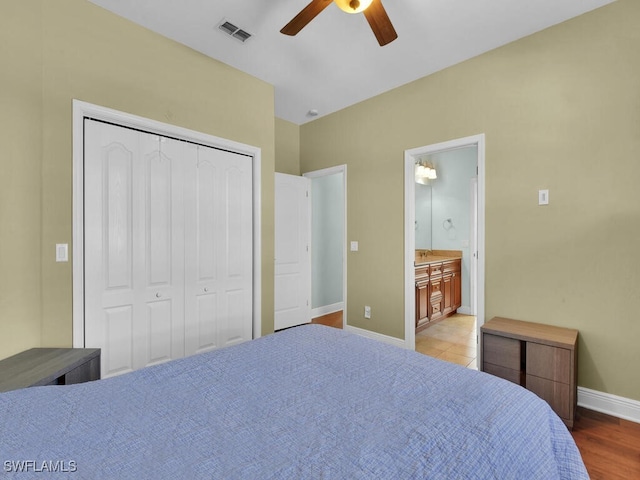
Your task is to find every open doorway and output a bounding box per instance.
[404,135,485,354]
[304,165,347,328]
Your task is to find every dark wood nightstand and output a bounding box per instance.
[481,317,578,429]
[0,348,100,393]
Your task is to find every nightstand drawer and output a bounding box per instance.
[483,333,521,371]
[483,362,522,385]
[526,375,570,420]
[527,342,571,384]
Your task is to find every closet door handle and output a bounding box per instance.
[204,287,209,293]
[155,292,162,298]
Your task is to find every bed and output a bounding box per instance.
[0,324,588,479]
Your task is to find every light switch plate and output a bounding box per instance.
[350,241,359,252]
[538,189,549,206]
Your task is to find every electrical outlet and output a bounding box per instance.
[364,305,371,319]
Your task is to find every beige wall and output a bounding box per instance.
[300,0,640,401]
[0,2,44,357]
[275,117,300,175]
[0,0,276,360]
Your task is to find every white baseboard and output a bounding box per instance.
[344,325,406,349]
[311,302,344,319]
[578,386,640,424]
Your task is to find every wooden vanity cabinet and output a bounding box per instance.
[447,260,462,312]
[415,266,430,329]
[481,317,578,429]
[428,263,443,322]
[442,260,462,317]
[415,258,461,332]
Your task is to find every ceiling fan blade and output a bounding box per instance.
[281,0,333,36]
[363,0,398,46]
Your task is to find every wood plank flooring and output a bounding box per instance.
[311,311,343,329]
[312,310,640,478]
[571,407,640,479]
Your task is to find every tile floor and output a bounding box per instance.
[415,314,478,370]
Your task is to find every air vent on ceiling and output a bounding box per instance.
[218,20,252,43]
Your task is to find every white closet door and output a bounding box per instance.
[274,173,311,331]
[84,121,187,378]
[84,120,253,378]
[184,147,253,355]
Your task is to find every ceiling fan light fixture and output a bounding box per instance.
[334,0,373,14]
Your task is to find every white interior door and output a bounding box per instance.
[84,121,186,377]
[274,173,311,330]
[184,147,253,355]
[84,119,252,378]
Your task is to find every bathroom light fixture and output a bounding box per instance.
[334,0,374,14]
[415,160,437,184]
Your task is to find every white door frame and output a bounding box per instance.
[303,165,347,327]
[404,134,485,350]
[72,99,262,347]
[469,177,478,316]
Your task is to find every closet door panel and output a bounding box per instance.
[147,150,172,285]
[85,121,139,378]
[104,144,133,290]
[104,306,134,377]
[196,159,218,281]
[225,165,245,277]
[184,147,252,355]
[85,123,188,377]
[137,134,187,368]
[195,292,218,352]
[85,119,253,375]
[184,148,218,355]
[219,151,253,346]
[146,300,173,364]
[219,288,249,348]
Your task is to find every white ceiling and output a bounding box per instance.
[88,0,616,125]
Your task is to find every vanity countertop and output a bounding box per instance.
[415,250,462,266]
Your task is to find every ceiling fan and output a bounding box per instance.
[280,0,398,46]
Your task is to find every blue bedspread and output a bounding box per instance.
[0,325,588,479]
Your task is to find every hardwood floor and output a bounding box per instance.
[313,310,640,478]
[571,407,640,479]
[311,311,343,329]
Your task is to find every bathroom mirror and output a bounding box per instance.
[415,182,432,250]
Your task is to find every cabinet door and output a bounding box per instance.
[442,273,453,315]
[416,281,430,328]
[452,271,462,310]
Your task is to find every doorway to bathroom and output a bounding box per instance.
[403,134,485,353]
